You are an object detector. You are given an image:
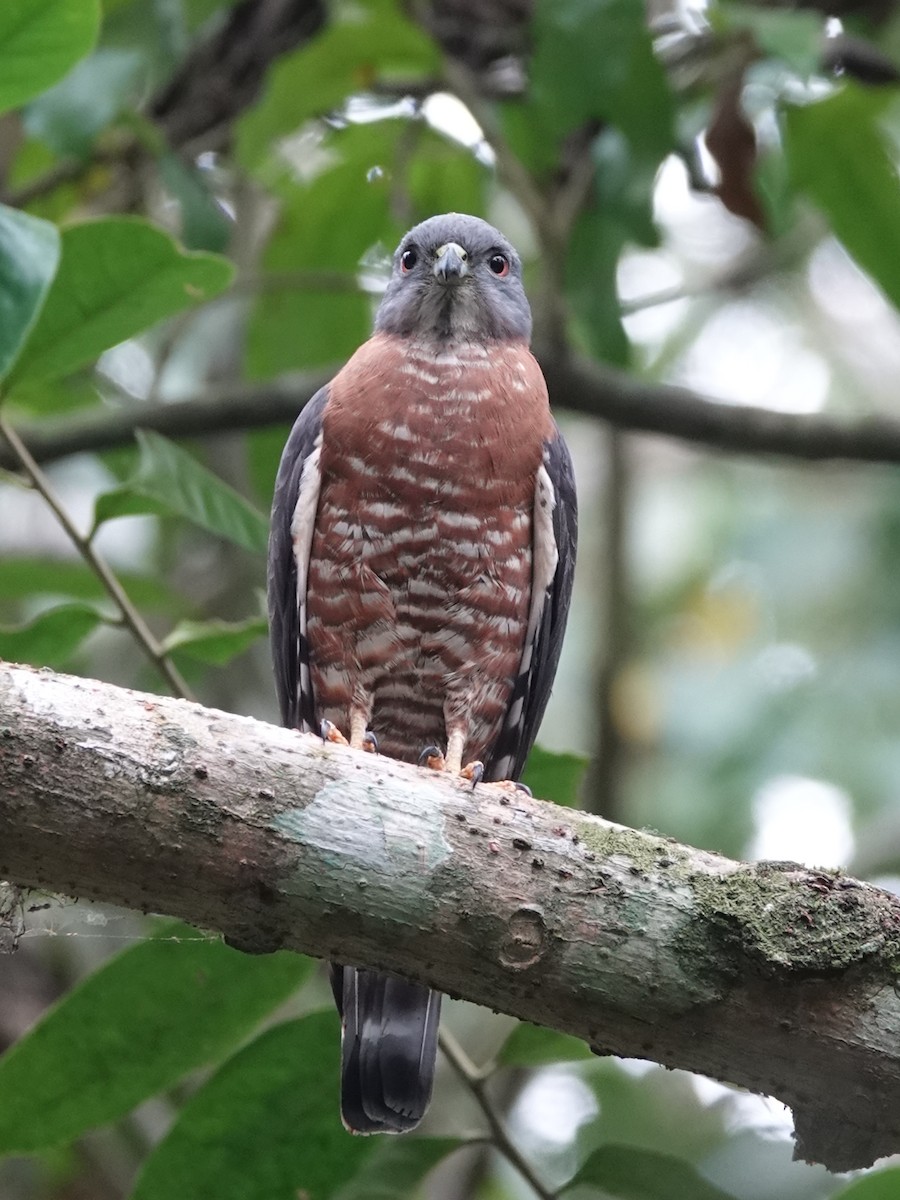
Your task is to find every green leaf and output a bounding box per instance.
[8,217,234,388]
[247,120,486,378]
[530,0,676,153]
[498,1021,591,1067]
[565,207,629,365]
[24,48,145,159]
[93,430,269,553]
[592,127,660,248]
[832,1168,900,1200]
[132,1013,370,1200]
[521,746,589,808]
[163,615,269,665]
[5,374,103,417]
[0,928,313,1155]
[334,1137,468,1199]
[246,120,405,376]
[0,602,107,668]
[0,204,60,381]
[236,0,438,170]
[157,154,231,252]
[562,1144,738,1200]
[0,0,101,116]
[564,122,663,366]
[785,85,900,314]
[407,131,488,229]
[247,424,293,506]
[0,559,172,607]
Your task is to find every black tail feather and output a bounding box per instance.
[331,963,441,1134]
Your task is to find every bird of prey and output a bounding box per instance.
[268,212,577,1133]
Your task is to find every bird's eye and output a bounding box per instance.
[400,248,417,273]
[488,253,510,277]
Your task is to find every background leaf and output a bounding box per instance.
[0,0,100,116]
[498,1021,592,1067]
[0,559,173,607]
[0,602,107,668]
[93,430,269,553]
[163,616,269,665]
[530,0,675,152]
[132,1013,371,1200]
[333,1138,468,1199]
[7,218,233,387]
[236,0,438,170]
[785,85,900,314]
[522,747,590,807]
[0,929,312,1155]
[24,48,145,158]
[831,1169,900,1200]
[0,204,60,381]
[562,1144,738,1200]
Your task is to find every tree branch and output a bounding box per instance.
[6,355,900,471]
[2,660,900,1172]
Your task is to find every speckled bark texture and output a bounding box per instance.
[1,661,899,1171]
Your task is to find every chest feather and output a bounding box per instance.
[319,333,552,512]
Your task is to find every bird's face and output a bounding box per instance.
[374,213,532,344]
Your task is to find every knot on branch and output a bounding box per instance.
[499,905,547,970]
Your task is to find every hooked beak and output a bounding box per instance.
[433,242,469,283]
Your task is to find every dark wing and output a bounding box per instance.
[485,423,577,781]
[266,385,330,732]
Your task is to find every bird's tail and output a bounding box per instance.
[330,964,441,1134]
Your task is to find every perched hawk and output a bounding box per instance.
[268,212,577,1133]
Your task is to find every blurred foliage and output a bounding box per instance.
[2,0,900,1197]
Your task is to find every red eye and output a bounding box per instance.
[400,248,417,273]
[489,253,509,277]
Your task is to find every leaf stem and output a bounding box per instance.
[0,413,196,702]
[439,1028,556,1200]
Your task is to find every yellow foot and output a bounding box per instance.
[320,719,349,746]
[322,720,379,752]
[418,747,486,790]
[417,744,445,771]
[460,760,485,788]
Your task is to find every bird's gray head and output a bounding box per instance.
[374,213,532,344]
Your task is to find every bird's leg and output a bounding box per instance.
[445,729,466,773]
[349,709,379,753]
[447,728,485,788]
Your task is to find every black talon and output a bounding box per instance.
[363,730,379,753]
[513,782,532,797]
[469,761,485,790]
[418,744,443,767]
[320,719,334,742]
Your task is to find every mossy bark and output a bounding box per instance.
[1,661,899,1171]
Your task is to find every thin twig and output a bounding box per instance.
[0,413,196,702]
[439,1028,556,1200]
